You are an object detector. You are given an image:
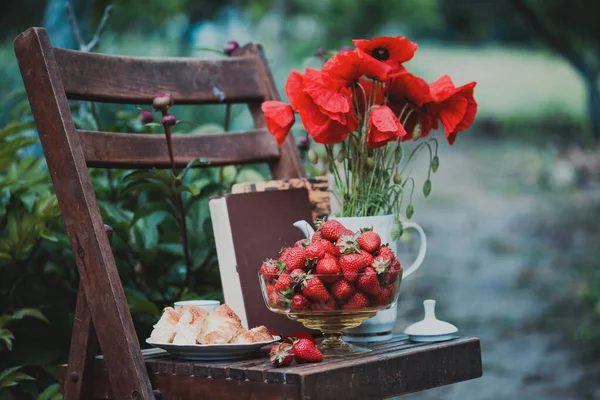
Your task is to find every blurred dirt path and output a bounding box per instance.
[393,139,586,400]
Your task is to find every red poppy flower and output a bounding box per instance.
[428,75,477,144]
[261,100,295,145]
[322,50,403,88]
[366,106,407,148]
[285,68,358,144]
[353,36,418,73]
[387,72,436,141]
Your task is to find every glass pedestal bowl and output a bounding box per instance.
[259,271,402,356]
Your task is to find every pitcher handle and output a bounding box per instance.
[399,222,427,279]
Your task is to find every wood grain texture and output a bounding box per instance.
[60,337,482,399]
[54,48,265,104]
[14,27,155,400]
[62,226,113,400]
[232,43,306,180]
[78,129,280,169]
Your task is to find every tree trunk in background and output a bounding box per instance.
[42,0,93,49]
[585,73,600,142]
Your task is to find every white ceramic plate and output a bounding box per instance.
[145,336,281,361]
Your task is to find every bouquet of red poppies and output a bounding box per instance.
[261,36,477,225]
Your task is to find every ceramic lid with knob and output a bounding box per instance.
[404,299,458,343]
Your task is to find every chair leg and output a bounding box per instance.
[63,283,98,400]
[63,225,113,400]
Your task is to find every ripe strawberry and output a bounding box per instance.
[310,297,337,311]
[268,291,285,308]
[360,249,374,267]
[377,245,395,261]
[270,343,295,367]
[387,260,401,283]
[260,259,283,283]
[293,338,323,363]
[294,238,309,248]
[290,293,310,311]
[338,253,366,282]
[342,292,370,309]
[281,247,307,272]
[320,220,346,241]
[357,267,381,296]
[331,279,355,300]
[306,242,326,260]
[317,239,340,257]
[290,268,306,284]
[315,257,340,283]
[274,273,292,293]
[357,230,381,253]
[311,231,323,243]
[302,277,330,302]
[375,285,394,306]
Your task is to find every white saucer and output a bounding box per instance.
[145,336,281,361]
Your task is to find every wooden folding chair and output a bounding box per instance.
[14,27,305,399]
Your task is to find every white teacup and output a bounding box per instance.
[174,300,220,313]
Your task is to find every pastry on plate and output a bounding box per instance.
[149,307,181,343]
[172,306,209,345]
[231,326,273,344]
[200,304,243,344]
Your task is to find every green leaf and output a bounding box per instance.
[122,170,158,182]
[0,366,35,389]
[7,212,19,245]
[12,308,50,324]
[37,383,62,400]
[175,119,197,126]
[122,180,171,196]
[129,203,175,228]
[0,328,15,351]
[143,122,162,127]
[0,252,12,261]
[174,184,200,196]
[124,288,161,318]
[0,121,37,139]
[179,158,210,180]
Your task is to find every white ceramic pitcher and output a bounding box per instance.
[293,214,427,342]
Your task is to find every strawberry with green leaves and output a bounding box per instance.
[357,229,381,253]
[270,343,295,367]
[305,241,326,260]
[338,253,366,281]
[293,338,323,363]
[317,219,349,242]
[281,247,307,272]
[336,232,361,254]
[356,266,381,296]
[377,245,395,261]
[260,258,284,283]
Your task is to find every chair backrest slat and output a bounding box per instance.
[54,48,267,104]
[79,129,280,169]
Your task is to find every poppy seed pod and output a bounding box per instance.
[140,110,154,124]
[366,157,375,171]
[336,148,346,163]
[432,156,440,172]
[153,93,173,112]
[393,173,402,185]
[162,114,176,127]
[224,41,240,55]
[308,149,319,164]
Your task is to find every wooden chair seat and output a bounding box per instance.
[58,336,482,400]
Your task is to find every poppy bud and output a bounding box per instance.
[338,46,352,54]
[224,41,240,56]
[153,93,173,112]
[432,156,439,172]
[336,148,346,163]
[162,114,176,126]
[412,123,422,140]
[406,204,414,219]
[393,173,402,185]
[423,179,432,197]
[140,110,154,124]
[366,157,375,171]
[308,149,319,164]
[391,222,403,240]
[315,48,326,57]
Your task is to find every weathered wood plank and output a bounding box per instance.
[78,129,280,169]
[54,48,265,104]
